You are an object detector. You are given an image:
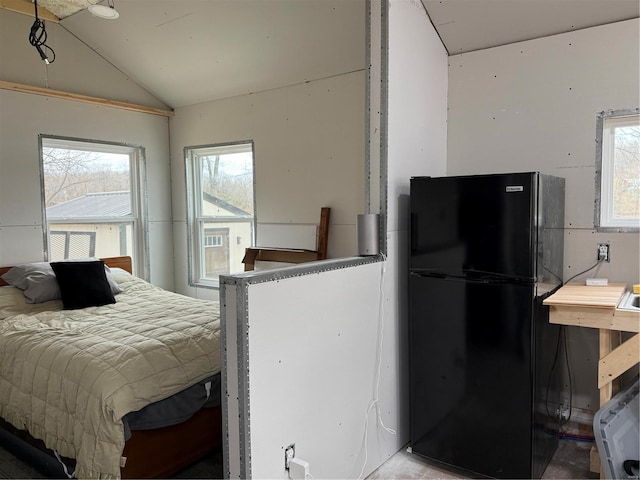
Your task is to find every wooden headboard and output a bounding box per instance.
[101,256,133,274]
[0,256,133,286]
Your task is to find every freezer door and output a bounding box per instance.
[409,274,536,478]
[410,173,537,279]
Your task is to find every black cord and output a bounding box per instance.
[545,258,601,429]
[560,326,573,425]
[562,258,604,286]
[545,325,573,427]
[29,0,55,64]
[545,325,563,420]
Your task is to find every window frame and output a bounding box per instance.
[185,140,256,289]
[594,108,640,232]
[39,135,149,277]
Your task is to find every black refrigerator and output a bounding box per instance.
[409,172,565,479]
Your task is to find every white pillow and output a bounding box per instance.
[1,259,123,304]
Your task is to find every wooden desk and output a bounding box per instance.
[543,283,640,474]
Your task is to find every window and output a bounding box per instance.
[40,136,147,274]
[595,109,640,231]
[204,234,223,247]
[185,141,255,287]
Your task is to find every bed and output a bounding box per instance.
[0,256,223,479]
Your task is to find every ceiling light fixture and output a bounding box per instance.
[88,0,120,20]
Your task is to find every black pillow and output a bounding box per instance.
[50,261,116,310]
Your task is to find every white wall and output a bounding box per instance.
[170,71,366,300]
[221,1,448,478]
[387,0,448,228]
[386,0,449,445]
[0,9,174,289]
[447,19,639,418]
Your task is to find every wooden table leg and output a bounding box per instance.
[591,329,614,477]
[599,329,614,406]
[611,331,622,397]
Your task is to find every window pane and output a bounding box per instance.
[43,148,132,216]
[198,150,254,216]
[199,219,253,279]
[611,124,640,221]
[202,226,230,277]
[48,223,134,261]
[50,230,96,260]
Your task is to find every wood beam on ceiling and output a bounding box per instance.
[0,81,174,117]
[0,0,59,22]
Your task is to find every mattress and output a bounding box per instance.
[0,270,221,479]
[122,373,221,440]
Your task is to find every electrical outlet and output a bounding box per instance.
[554,404,570,422]
[597,243,610,262]
[555,406,562,421]
[284,444,295,470]
[560,399,571,422]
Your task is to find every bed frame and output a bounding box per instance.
[0,256,223,478]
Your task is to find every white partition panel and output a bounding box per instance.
[220,282,242,478]
[222,257,403,479]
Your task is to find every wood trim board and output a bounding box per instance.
[0,0,59,22]
[0,81,174,117]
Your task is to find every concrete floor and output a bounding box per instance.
[367,438,599,479]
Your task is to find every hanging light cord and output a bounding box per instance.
[29,0,56,64]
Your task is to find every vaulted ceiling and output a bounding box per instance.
[422,0,638,54]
